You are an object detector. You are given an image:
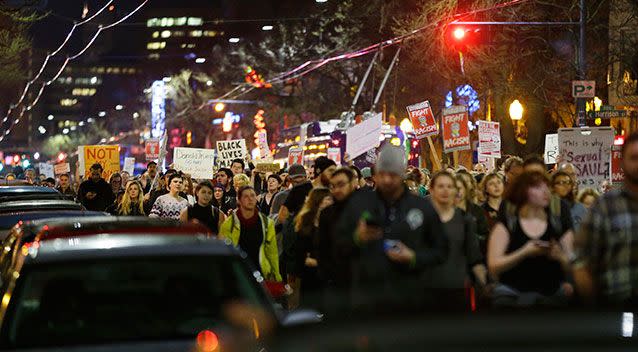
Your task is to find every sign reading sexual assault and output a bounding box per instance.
[442,105,471,153]
[558,127,614,189]
[216,139,247,168]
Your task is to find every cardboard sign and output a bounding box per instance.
[255,163,281,174]
[256,131,272,160]
[327,147,342,165]
[173,147,216,179]
[38,163,54,179]
[477,121,501,158]
[558,127,614,189]
[346,112,383,160]
[79,145,120,180]
[442,106,471,153]
[216,139,247,169]
[288,147,304,166]
[544,134,559,165]
[406,101,438,139]
[611,145,624,184]
[145,139,160,161]
[54,163,70,175]
[123,157,135,175]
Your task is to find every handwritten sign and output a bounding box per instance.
[173,147,216,179]
[442,106,471,153]
[558,127,614,189]
[54,163,70,175]
[611,145,624,184]
[406,100,438,139]
[477,121,501,158]
[544,134,559,165]
[123,157,135,175]
[38,163,54,179]
[288,147,304,166]
[79,145,120,180]
[216,139,247,169]
[346,112,383,160]
[255,163,280,174]
[256,131,272,160]
[145,139,160,161]
[327,147,342,165]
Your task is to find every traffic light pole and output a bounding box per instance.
[454,0,588,127]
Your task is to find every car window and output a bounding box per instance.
[3,255,269,349]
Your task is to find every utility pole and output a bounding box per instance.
[577,0,587,127]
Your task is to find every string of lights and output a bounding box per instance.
[0,0,150,143]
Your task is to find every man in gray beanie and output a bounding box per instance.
[335,144,448,315]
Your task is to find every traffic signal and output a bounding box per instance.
[244,66,272,88]
[446,25,487,51]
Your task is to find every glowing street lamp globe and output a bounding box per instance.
[509,100,524,121]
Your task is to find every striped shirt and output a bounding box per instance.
[574,188,638,304]
[149,194,188,220]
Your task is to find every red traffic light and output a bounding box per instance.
[453,27,466,40]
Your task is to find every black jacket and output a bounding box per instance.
[336,187,448,311]
[78,178,115,212]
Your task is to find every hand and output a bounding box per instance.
[385,241,415,264]
[304,256,318,268]
[355,219,382,243]
[548,240,568,263]
[144,193,151,201]
[522,240,549,258]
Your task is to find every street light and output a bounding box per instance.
[228,37,240,43]
[262,25,273,31]
[509,100,524,121]
[214,103,225,112]
[399,118,414,133]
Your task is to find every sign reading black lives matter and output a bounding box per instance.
[558,127,614,189]
[216,139,247,168]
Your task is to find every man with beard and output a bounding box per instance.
[574,132,638,308]
[336,145,448,314]
[311,156,337,189]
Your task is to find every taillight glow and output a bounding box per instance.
[197,330,219,352]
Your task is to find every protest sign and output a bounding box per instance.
[78,145,120,179]
[123,157,135,175]
[406,101,438,139]
[477,121,501,158]
[611,145,624,184]
[54,163,70,175]
[558,127,614,189]
[256,131,272,160]
[327,147,342,165]
[346,112,383,160]
[145,139,160,161]
[544,134,559,165]
[173,147,216,179]
[216,139,247,168]
[255,163,281,174]
[38,163,54,178]
[442,106,471,153]
[288,147,304,166]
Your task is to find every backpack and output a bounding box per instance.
[503,196,563,236]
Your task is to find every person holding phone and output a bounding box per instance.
[488,171,573,307]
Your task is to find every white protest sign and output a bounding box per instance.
[544,134,559,165]
[173,147,216,179]
[477,121,501,158]
[216,139,247,169]
[38,163,54,178]
[558,127,614,189]
[54,163,70,175]
[327,148,342,165]
[256,131,272,160]
[346,112,383,160]
[123,157,135,175]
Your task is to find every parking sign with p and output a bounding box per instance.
[572,80,595,98]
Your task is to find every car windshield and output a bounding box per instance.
[3,255,269,349]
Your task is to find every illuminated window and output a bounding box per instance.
[72,88,96,96]
[97,67,105,73]
[172,31,185,37]
[147,42,166,50]
[175,17,186,26]
[60,99,78,107]
[113,68,121,74]
[148,53,160,60]
[147,18,159,27]
[204,30,223,37]
[187,17,203,26]
[190,30,202,37]
[161,30,171,38]
[152,31,159,38]
[106,67,113,74]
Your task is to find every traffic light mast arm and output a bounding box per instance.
[452,21,579,25]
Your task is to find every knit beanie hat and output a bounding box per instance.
[375,145,407,177]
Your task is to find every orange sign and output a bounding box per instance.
[612,145,624,184]
[442,105,471,153]
[406,100,438,139]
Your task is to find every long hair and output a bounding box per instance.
[455,174,473,207]
[118,180,144,215]
[294,187,331,236]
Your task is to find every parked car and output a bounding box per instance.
[0,186,68,202]
[0,233,321,351]
[0,200,87,240]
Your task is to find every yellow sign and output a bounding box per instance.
[254,163,280,174]
[82,145,120,180]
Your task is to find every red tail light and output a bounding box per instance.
[197,330,219,352]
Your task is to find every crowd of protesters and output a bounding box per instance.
[7,131,638,315]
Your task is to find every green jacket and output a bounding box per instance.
[219,211,282,282]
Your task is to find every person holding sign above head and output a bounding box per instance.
[149,173,189,220]
[181,180,226,235]
[78,163,115,212]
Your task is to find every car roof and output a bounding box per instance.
[23,234,237,264]
[0,199,83,213]
[0,210,106,232]
[0,186,59,195]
